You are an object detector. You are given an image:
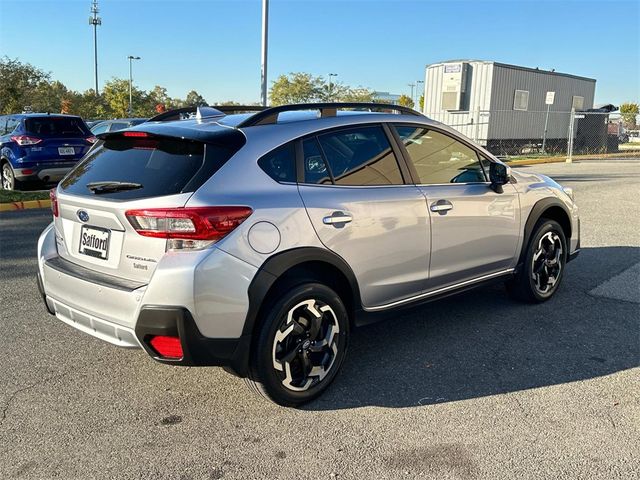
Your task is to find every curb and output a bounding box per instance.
[507,158,567,166]
[0,199,52,212]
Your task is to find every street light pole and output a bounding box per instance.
[128,56,141,115]
[408,83,415,104]
[328,73,338,101]
[260,0,269,106]
[88,0,102,96]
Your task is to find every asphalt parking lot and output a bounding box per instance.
[1,160,638,480]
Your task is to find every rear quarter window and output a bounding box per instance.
[258,143,296,183]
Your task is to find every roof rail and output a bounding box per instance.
[147,105,267,123]
[236,102,423,128]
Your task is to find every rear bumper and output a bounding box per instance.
[14,162,77,182]
[36,223,255,375]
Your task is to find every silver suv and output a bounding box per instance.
[37,103,580,406]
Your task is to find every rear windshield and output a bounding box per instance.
[60,136,237,200]
[25,117,90,137]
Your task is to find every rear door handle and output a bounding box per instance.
[323,211,353,225]
[430,200,453,213]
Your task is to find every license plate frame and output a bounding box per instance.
[79,225,111,260]
[58,147,75,156]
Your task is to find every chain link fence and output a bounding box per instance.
[424,109,640,161]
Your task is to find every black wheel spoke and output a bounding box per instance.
[531,231,563,294]
[280,342,301,364]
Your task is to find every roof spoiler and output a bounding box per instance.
[236,102,423,128]
[147,105,267,123]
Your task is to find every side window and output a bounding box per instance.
[395,126,487,184]
[91,123,109,135]
[303,138,332,184]
[258,143,296,183]
[315,125,403,186]
[513,90,529,111]
[0,116,7,135]
[109,122,128,132]
[6,118,19,134]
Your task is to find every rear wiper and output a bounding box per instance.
[86,181,143,193]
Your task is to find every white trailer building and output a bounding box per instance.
[423,60,596,153]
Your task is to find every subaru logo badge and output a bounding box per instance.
[77,210,90,223]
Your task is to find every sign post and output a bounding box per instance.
[542,91,555,153]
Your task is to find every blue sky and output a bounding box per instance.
[1,0,638,105]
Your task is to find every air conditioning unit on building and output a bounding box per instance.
[441,62,468,111]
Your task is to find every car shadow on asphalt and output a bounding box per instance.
[305,246,640,410]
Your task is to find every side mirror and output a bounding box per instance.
[489,162,511,193]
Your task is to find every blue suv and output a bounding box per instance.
[0,113,95,190]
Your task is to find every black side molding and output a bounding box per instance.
[519,198,572,265]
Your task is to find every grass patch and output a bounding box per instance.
[0,190,50,203]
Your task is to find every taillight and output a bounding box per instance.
[125,206,253,250]
[86,136,98,144]
[50,188,59,217]
[149,335,183,360]
[11,135,42,146]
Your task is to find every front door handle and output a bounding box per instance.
[323,211,353,226]
[430,200,453,213]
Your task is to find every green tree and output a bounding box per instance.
[397,94,414,109]
[185,90,208,107]
[419,94,424,111]
[620,102,639,129]
[0,57,51,114]
[269,72,324,105]
[338,87,374,103]
[102,78,147,117]
[33,80,75,113]
[74,89,108,119]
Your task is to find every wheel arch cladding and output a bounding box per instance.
[243,247,361,339]
[520,198,572,264]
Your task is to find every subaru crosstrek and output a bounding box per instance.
[37,103,580,406]
[0,113,95,190]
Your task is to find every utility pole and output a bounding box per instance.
[407,83,415,104]
[128,56,141,115]
[260,0,269,106]
[328,73,338,101]
[89,0,102,96]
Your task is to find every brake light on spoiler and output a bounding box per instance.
[122,131,150,137]
[125,206,253,251]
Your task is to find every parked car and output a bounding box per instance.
[85,120,104,129]
[90,118,148,135]
[37,103,580,406]
[0,113,95,190]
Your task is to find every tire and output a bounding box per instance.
[1,162,20,191]
[244,282,349,407]
[507,219,567,303]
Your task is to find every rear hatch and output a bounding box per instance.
[54,129,245,283]
[24,116,93,162]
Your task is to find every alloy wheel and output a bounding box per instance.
[271,299,341,392]
[531,231,563,294]
[1,165,14,190]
